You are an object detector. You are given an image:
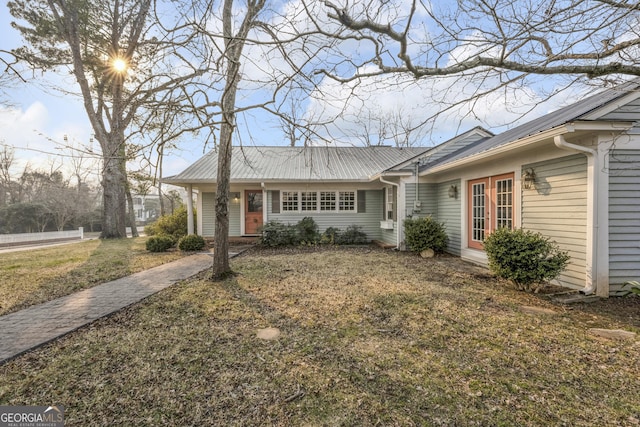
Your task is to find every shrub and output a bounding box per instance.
[335,225,368,245]
[296,217,320,244]
[259,220,299,247]
[483,227,570,292]
[178,234,206,252]
[146,235,175,252]
[320,227,341,244]
[144,205,193,243]
[404,216,448,253]
[619,280,640,297]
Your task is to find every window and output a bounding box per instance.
[282,191,298,211]
[467,173,514,250]
[339,191,355,211]
[320,191,336,211]
[495,178,513,229]
[385,186,394,220]
[301,192,317,211]
[280,190,357,213]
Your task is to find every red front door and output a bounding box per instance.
[245,190,263,235]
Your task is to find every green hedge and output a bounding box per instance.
[146,235,175,252]
[483,227,570,292]
[178,234,206,251]
[403,216,448,254]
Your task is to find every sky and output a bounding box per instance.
[0,1,594,189]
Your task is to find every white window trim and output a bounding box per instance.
[280,190,357,213]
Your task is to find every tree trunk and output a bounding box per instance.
[125,185,139,237]
[212,0,264,279]
[158,143,166,217]
[100,154,127,238]
[212,75,237,279]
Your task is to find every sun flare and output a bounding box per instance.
[112,58,127,73]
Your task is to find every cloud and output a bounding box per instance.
[0,101,99,179]
[302,65,586,147]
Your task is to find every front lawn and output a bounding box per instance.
[1,247,638,426]
[0,238,185,315]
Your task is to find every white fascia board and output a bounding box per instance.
[579,91,640,120]
[421,121,634,176]
[369,171,414,181]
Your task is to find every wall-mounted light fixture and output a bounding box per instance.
[522,168,536,190]
[231,192,240,201]
[448,184,458,199]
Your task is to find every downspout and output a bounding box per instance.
[380,176,401,249]
[415,162,419,209]
[553,135,597,295]
[261,182,266,227]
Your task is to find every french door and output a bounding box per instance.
[467,173,514,250]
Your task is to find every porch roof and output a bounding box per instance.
[163,145,428,185]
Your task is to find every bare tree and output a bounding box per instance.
[0,146,16,206]
[318,0,640,87]
[187,0,332,278]
[8,0,208,238]
[0,49,26,106]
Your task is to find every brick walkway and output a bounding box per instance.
[0,249,247,364]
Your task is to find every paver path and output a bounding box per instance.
[0,252,220,364]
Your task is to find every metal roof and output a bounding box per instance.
[421,79,640,171]
[385,126,493,173]
[163,145,429,184]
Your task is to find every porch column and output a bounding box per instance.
[187,184,194,235]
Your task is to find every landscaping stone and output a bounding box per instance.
[420,248,435,258]
[256,327,281,340]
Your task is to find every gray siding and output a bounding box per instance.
[405,183,437,217]
[599,97,640,121]
[521,154,588,290]
[437,179,462,256]
[379,227,396,246]
[201,192,216,237]
[609,149,640,292]
[230,197,241,236]
[266,190,383,241]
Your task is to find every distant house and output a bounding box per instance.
[129,194,160,224]
[164,80,640,297]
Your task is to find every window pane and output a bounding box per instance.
[472,183,485,242]
[282,191,298,211]
[301,191,317,211]
[320,192,336,211]
[495,178,513,229]
[247,192,262,213]
[339,191,355,211]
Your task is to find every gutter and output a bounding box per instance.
[422,121,632,176]
[553,135,598,295]
[379,176,401,250]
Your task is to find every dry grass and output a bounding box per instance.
[1,246,639,426]
[0,238,185,315]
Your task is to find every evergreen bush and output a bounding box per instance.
[335,225,368,245]
[296,217,320,244]
[404,216,448,253]
[258,220,299,247]
[144,205,193,243]
[178,234,206,252]
[483,227,570,292]
[320,227,340,244]
[146,235,175,252]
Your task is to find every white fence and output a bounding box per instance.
[0,227,84,247]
